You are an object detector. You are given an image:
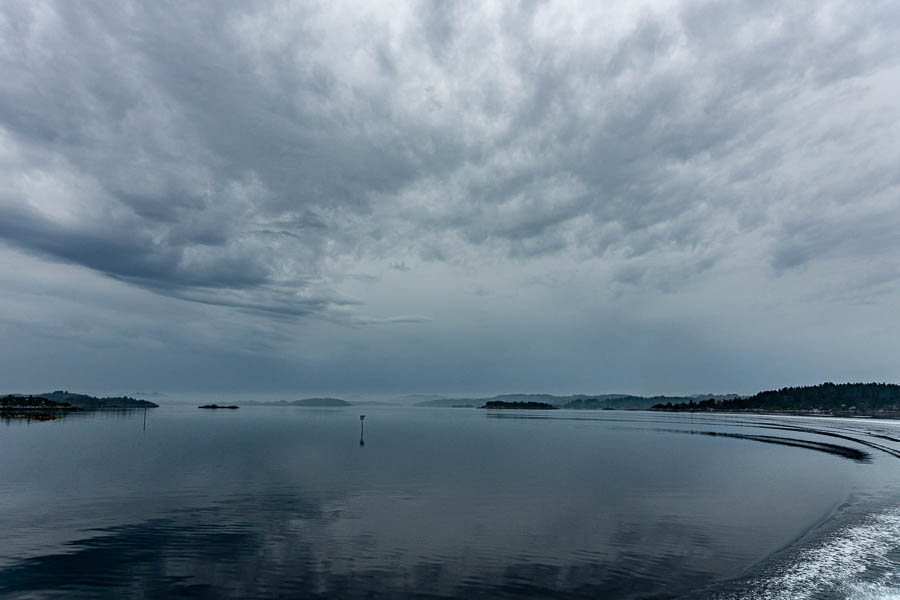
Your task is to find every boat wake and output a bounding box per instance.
[710,505,900,599]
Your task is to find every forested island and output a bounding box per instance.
[651,382,900,418]
[2,391,157,410]
[479,401,557,410]
[2,392,157,421]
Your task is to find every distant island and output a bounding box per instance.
[479,401,557,410]
[199,404,239,409]
[2,391,157,410]
[651,382,900,418]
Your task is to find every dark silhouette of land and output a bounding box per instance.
[651,382,900,418]
[38,391,158,409]
[479,401,557,410]
[1,395,80,410]
[199,404,239,409]
[2,392,157,415]
[1,395,81,420]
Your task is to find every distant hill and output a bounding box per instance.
[651,383,900,417]
[254,397,352,407]
[563,395,660,410]
[37,391,158,409]
[416,393,735,410]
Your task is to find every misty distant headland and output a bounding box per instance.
[251,398,353,407]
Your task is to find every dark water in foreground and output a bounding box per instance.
[1,407,898,599]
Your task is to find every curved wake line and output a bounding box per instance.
[645,413,900,461]
[487,412,900,461]
[739,422,900,460]
[652,427,873,462]
[711,506,900,600]
[687,430,873,463]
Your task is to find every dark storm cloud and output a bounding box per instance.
[4,1,899,284]
[1,1,479,320]
[0,202,266,289]
[1,0,899,392]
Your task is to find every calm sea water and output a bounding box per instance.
[1,406,898,599]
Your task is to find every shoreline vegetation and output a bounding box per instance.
[650,382,900,418]
[1,392,157,421]
[0,396,80,421]
[1,392,157,410]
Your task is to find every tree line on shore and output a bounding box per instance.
[651,382,900,414]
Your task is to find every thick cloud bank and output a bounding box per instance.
[1,1,898,393]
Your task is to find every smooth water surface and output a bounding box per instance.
[1,407,898,598]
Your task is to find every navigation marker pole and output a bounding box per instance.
[359,415,366,447]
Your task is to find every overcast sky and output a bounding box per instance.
[1,0,899,396]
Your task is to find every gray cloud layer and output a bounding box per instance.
[1,0,899,393]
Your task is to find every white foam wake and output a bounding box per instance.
[719,506,900,600]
